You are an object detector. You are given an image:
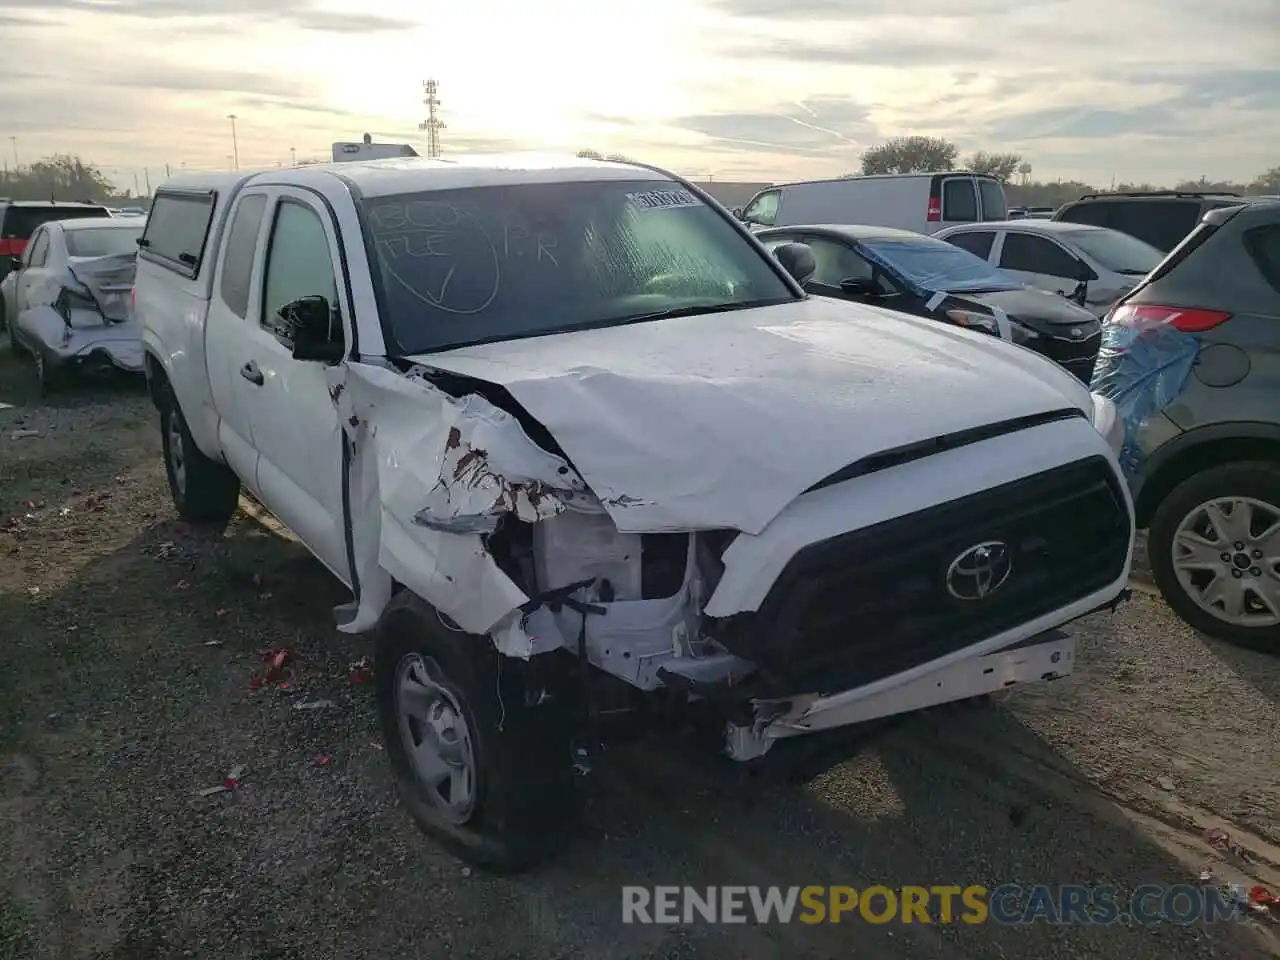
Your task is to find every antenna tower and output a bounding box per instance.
[419,79,445,158]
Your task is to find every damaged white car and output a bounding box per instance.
[2,217,145,393]
[135,155,1134,871]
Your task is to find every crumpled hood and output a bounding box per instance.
[412,296,1094,535]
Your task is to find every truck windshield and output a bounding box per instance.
[359,179,797,354]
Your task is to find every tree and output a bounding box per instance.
[860,136,958,175]
[1250,166,1280,194]
[575,148,603,160]
[965,151,1023,184]
[0,154,115,202]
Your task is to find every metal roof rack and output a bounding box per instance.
[1076,190,1242,201]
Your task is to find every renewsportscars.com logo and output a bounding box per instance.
[622,884,1250,926]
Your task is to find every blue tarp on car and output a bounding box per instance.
[1090,319,1199,480]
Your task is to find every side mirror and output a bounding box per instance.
[275,295,344,363]
[1072,258,1091,306]
[9,256,22,271]
[732,207,745,220]
[839,276,880,298]
[773,242,816,286]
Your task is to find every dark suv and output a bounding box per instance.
[1054,191,1263,254]
[1094,200,1280,651]
[0,199,112,292]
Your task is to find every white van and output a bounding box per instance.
[736,172,1008,235]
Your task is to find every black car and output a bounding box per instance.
[755,224,1101,382]
[1053,191,1265,254]
[1092,199,1280,651]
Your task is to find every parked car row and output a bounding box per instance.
[754,223,1101,382]
[733,171,1280,654]
[131,154,1134,871]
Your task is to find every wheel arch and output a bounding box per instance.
[143,348,172,408]
[1136,423,1280,528]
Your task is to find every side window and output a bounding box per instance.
[1109,200,1198,252]
[742,190,780,226]
[1058,202,1111,228]
[261,200,340,346]
[977,179,1007,221]
[218,194,268,320]
[803,237,894,292]
[942,179,978,222]
[140,191,216,276]
[999,233,1080,278]
[1243,225,1280,296]
[25,230,49,267]
[946,231,996,259]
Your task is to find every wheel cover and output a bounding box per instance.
[394,653,478,824]
[1171,495,1280,628]
[167,413,187,496]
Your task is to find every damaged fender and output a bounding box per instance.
[325,361,587,656]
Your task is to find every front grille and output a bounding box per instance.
[1036,333,1100,383]
[712,456,1129,694]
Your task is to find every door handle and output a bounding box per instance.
[239,360,264,386]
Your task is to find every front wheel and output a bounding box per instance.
[1149,461,1280,653]
[376,591,577,872]
[159,390,240,529]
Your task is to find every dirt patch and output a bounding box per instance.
[0,347,1276,959]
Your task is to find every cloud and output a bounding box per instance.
[710,0,1058,19]
[0,0,415,31]
[0,0,1275,190]
[671,96,877,158]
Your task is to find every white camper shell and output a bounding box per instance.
[737,172,1009,236]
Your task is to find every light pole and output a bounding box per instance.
[227,114,239,170]
[227,154,234,171]
[290,146,296,168]
[9,137,17,169]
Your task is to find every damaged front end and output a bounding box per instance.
[326,361,751,697]
[16,253,143,374]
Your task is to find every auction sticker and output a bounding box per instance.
[627,189,700,210]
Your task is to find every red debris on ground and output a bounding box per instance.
[313,755,331,767]
[249,647,294,690]
[349,656,373,685]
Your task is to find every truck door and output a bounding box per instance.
[206,189,271,490]
[236,190,352,583]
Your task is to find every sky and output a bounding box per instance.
[0,0,1277,194]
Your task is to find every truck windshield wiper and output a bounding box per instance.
[609,296,796,326]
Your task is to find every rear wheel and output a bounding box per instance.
[159,389,240,528]
[376,591,577,872]
[33,352,65,396]
[1149,461,1280,653]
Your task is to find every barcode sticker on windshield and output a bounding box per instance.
[626,189,700,211]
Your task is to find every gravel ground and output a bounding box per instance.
[1,347,1278,959]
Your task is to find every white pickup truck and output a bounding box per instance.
[135,155,1133,871]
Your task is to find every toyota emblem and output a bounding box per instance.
[945,541,1013,601]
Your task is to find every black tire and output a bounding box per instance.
[1149,460,1280,653]
[376,591,578,873]
[159,388,240,528]
[34,351,65,396]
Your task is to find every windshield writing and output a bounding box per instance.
[362,180,794,354]
[860,238,1024,293]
